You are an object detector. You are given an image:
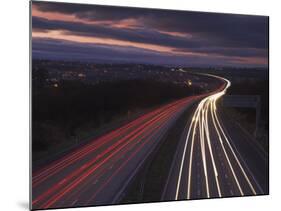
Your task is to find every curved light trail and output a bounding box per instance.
[32,92,203,209]
[175,75,259,200]
[32,74,263,210]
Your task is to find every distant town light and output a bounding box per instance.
[53,83,58,88]
[78,73,86,77]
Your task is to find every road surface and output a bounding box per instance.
[32,87,215,209]
[162,75,267,201]
[32,74,267,210]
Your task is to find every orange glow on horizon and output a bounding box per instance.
[32,30,267,66]
[158,31,193,38]
[32,30,208,58]
[32,4,194,37]
[31,4,268,66]
[32,30,175,53]
[32,4,140,29]
[231,56,268,65]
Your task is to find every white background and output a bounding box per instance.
[0,0,279,210]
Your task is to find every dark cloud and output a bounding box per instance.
[141,13,268,48]
[32,37,266,67]
[174,47,268,58]
[32,1,268,66]
[33,1,268,49]
[32,16,267,59]
[32,37,185,64]
[32,37,166,59]
[33,1,146,21]
[32,16,203,48]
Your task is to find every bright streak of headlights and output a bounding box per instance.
[175,75,256,200]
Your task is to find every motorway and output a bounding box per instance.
[162,75,266,201]
[32,74,267,209]
[32,87,211,209]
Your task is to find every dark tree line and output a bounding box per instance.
[32,77,201,156]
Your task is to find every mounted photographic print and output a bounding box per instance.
[30,0,269,210]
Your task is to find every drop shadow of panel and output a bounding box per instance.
[17,201,29,210]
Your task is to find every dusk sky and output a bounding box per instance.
[32,1,269,67]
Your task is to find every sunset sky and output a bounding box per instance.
[32,1,269,67]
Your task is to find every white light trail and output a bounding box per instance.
[175,74,257,200]
[204,101,222,197]
[212,100,257,195]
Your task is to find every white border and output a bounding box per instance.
[1,0,280,211]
